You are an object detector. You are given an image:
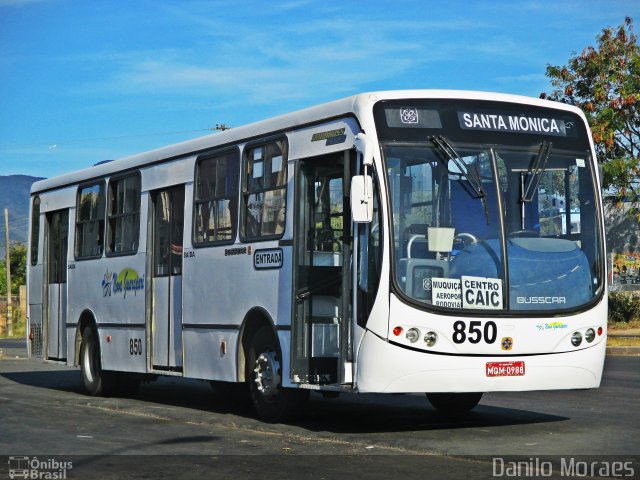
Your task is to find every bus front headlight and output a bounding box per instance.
[406,328,420,343]
[585,328,595,343]
[424,331,438,347]
[571,331,583,347]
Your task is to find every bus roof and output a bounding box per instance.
[30,89,584,195]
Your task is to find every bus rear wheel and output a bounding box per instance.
[426,392,483,414]
[80,327,116,396]
[248,326,309,422]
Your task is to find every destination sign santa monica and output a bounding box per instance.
[458,111,566,137]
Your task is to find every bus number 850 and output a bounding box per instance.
[129,338,143,355]
[452,320,497,344]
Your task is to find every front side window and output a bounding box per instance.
[242,139,287,240]
[194,150,239,245]
[75,182,105,259]
[30,196,40,266]
[385,142,602,312]
[106,174,141,255]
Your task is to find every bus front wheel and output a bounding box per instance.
[80,327,116,396]
[426,392,483,414]
[248,326,309,422]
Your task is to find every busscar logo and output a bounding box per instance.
[400,107,419,124]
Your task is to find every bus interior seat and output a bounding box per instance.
[403,224,435,259]
[450,180,500,240]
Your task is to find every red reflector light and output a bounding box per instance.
[106,335,112,343]
[393,326,403,336]
[597,327,603,336]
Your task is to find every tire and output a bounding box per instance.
[79,327,116,396]
[426,392,483,414]
[247,326,309,422]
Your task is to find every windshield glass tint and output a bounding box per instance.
[385,143,602,312]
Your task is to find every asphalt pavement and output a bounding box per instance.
[0,338,638,479]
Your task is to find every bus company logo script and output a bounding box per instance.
[102,268,145,299]
[400,107,419,124]
[536,321,569,331]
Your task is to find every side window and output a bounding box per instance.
[242,139,287,240]
[357,172,383,326]
[194,150,239,245]
[75,182,105,259]
[30,196,40,266]
[106,174,141,255]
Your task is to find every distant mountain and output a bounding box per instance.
[0,175,45,254]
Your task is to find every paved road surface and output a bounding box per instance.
[0,340,638,479]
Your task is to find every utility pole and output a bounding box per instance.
[4,208,12,337]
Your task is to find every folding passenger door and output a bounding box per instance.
[150,186,185,370]
[45,209,68,360]
[291,152,352,384]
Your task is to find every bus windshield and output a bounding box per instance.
[384,141,603,312]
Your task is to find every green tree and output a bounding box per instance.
[541,17,640,211]
[0,243,27,295]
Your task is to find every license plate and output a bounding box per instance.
[486,361,525,377]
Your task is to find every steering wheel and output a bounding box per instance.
[454,232,478,246]
[508,229,539,238]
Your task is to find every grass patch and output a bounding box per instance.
[608,318,640,331]
[0,319,26,339]
[607,336,640,347]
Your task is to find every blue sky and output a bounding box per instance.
[0,0,637,179]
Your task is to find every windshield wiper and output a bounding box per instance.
[430,135,486,198]
[521,141,552,203]
[430,135,490,225]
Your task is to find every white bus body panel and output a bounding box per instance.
[141,157,195,191]
[287,117,360,160]
[39,187,75,213]
[68,252,149,372]
[355,293,607,393]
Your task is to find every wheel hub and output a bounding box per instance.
[253,350,281,398]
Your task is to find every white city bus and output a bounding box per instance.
[27,90,607,421]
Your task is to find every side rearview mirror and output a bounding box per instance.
[350,175,373,223]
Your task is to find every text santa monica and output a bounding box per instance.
[459,112,566,136]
